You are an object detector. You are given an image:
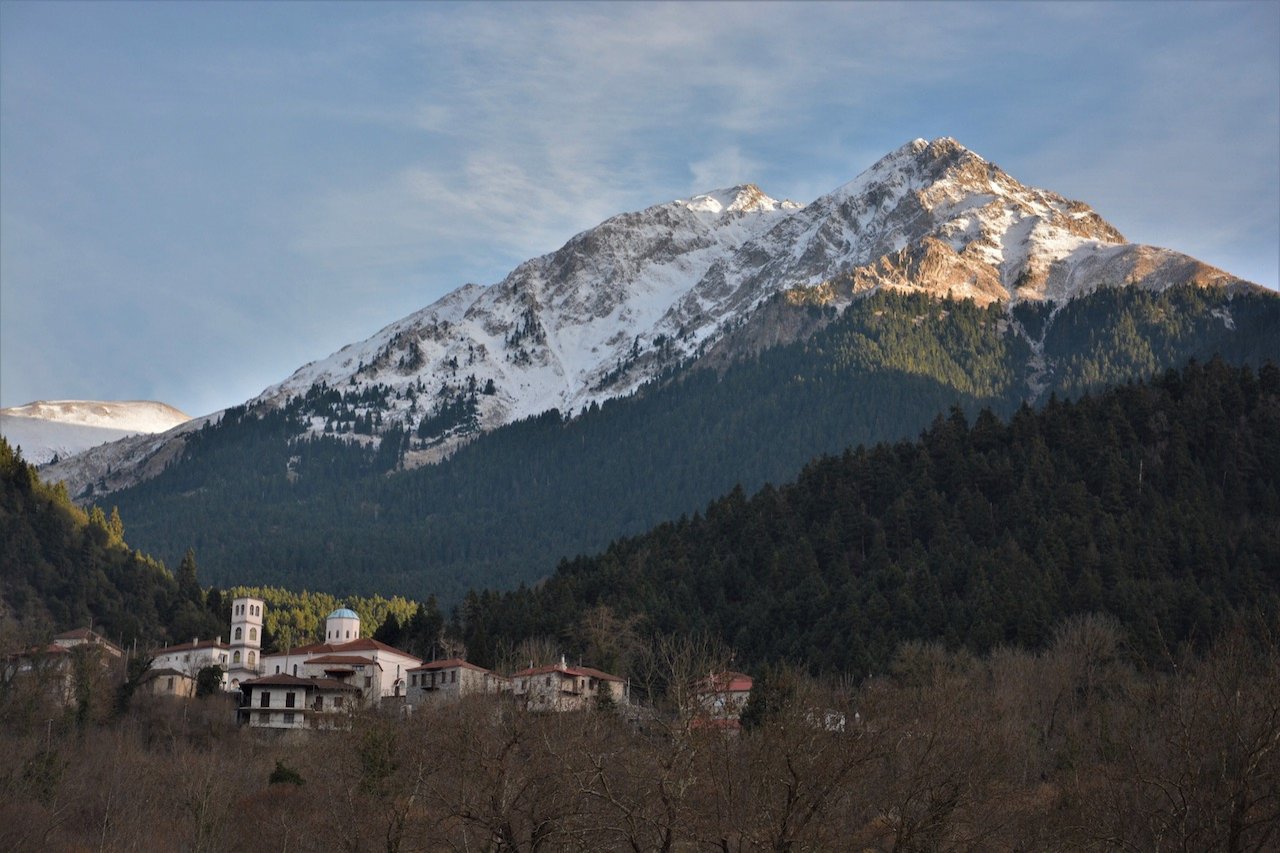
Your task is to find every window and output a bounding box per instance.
[249,628,257,642]
[410,674,417,687]
[234,651,241,664]
[451,670,457,684]
[275,665,280,674]
[258,711,269,724]
[345,631,351,639]
[292,664,298,676]
[334,696,344,708]
[260,692,270,708]
[283,712,295,725]
[234,627,242,641]
[313,696,323,710]
[166,677,174,690]
[285,692,296,708]
[249,652,256,666]
[364,676,372,688]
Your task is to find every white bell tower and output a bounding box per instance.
[229,596,265,680]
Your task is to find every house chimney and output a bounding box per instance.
[560,654,566,668]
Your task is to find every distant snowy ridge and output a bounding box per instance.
[42,137,1262,498]
[1,400,189,466]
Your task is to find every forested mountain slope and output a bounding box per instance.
[46,137,1263,500]
[0,440,222,647]
[106,285,1279,600]
[456,359,1280,674]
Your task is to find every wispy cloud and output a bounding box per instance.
[289,2,1004,279]
[2,1,1275,414]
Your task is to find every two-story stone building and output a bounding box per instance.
[510,657,628,712]
[406,658,509,708]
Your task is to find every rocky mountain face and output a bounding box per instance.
[43,138,1262,498]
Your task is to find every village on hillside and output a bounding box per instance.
[5,596,755,731]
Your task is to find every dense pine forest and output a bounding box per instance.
[0,438,224,648]
[106,285,1280,601]
[455,359,1280,675]
[0,439,428,654]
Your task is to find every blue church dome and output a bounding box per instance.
[328,608,359,620]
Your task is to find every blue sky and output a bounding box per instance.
[2,1,1277,417]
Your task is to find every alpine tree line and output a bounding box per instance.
[105,285,1279,603]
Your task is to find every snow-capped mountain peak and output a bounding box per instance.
[43,137,1262,497]
[680,184,801,215]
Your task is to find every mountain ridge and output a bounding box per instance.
[0,400,189,466]
[40,137,1266,498]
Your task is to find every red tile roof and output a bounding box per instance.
[7,643,69,659]
[305,655,378,666]
[510,662,624,682]
[241,674,359,691]
[408,658,503,676]
[53,628,124,655]
[696,671,754,694]
[276,638,419,661]
[154,639,229,654]
[54,627,101,641]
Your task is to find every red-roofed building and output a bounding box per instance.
[694,671,754,726]
[406,658,509,708]
[151,637,230,682]
[147,595,266,692]
[510,656,628,712]
[5,632,125,707]
[53,627,124,659]
[238,673,361,729]
[259,608,420,701]
[140,667,197,698]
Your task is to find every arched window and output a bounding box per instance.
[249,628,257,642]
[249,651,256,666]
[235,627,242,640]
[233,651,242,664]
[292,664,298,676]
[345,630,351,639]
